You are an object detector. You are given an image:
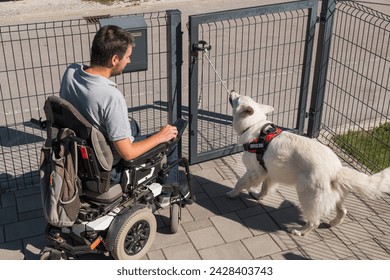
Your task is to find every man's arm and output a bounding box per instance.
[113,124,178,161]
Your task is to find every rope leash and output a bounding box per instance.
[192,41,231,108]
[202,49,230,95]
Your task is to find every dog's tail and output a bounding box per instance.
[334,167,390,199]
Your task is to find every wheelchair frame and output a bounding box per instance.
[34,96,194,260]
[41,156,192,260]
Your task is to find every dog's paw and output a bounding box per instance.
[329,218,343,227]
[288,223,317,236]
[226,190,238,198]
[289,229,303,236]
[249,191,264,200]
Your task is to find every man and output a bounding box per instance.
[60,25,178,182]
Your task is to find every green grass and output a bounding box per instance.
[334,122,390,173]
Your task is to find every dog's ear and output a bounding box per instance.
[260,104,274,115]
[242,106,254,116]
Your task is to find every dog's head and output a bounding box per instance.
[229,90,274,135]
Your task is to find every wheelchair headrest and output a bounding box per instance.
[44,95,92,140]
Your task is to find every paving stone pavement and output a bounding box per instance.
[1,153,389,260]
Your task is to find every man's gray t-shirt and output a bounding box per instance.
[60,63,133,143]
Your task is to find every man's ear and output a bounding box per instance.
[111,54,119,67]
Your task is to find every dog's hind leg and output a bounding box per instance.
[226,171,265,198]
[288,178,323,236]
[289,221,320,236]
[249,177,273,200]
[329,198,347,227]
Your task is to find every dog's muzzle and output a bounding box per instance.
[229,95,233,106]
[229,90,239,107]
[228,90,237,107]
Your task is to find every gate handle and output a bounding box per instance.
[192,40,212,56]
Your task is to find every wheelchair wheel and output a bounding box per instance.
[40,251,52,260]
[40,249,67,260]
[111,208,156,260]
[170,203,180,233]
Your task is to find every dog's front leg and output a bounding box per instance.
[226,171,264,198]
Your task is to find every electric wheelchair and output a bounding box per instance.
[35,95,193,260]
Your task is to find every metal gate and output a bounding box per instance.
[187,0,319,164]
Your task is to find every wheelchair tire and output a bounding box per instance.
[40,251,52,260]
[110,208,156,260]
[170,203,180,233]
[40,249,67,260]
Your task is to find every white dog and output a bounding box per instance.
[226,90,390,236]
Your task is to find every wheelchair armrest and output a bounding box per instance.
[166,118,188,148]
[121,142,168,168]
[121,119,187,168]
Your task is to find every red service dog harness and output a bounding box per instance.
[242,123,282,171]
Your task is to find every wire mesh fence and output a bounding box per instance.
[0,11,178,192]
[317,0,390,174]
[1,0,389,192]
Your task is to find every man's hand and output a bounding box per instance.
[114,123,178,161]
[155,124,178,143]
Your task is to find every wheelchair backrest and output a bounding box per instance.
[44,95,114,194]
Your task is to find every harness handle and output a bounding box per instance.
[243,123,283,171]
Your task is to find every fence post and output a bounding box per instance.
[187,15,200,164]
[167,9,183,124]
[166,10,183,182]
[307,0,336,137]
[296,0,318,135]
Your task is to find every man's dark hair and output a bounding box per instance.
[90,25,135,67]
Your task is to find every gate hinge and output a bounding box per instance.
[316,15,327,24]
[307,108,321,118]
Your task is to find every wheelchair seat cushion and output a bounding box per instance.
[83,183,123,203]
